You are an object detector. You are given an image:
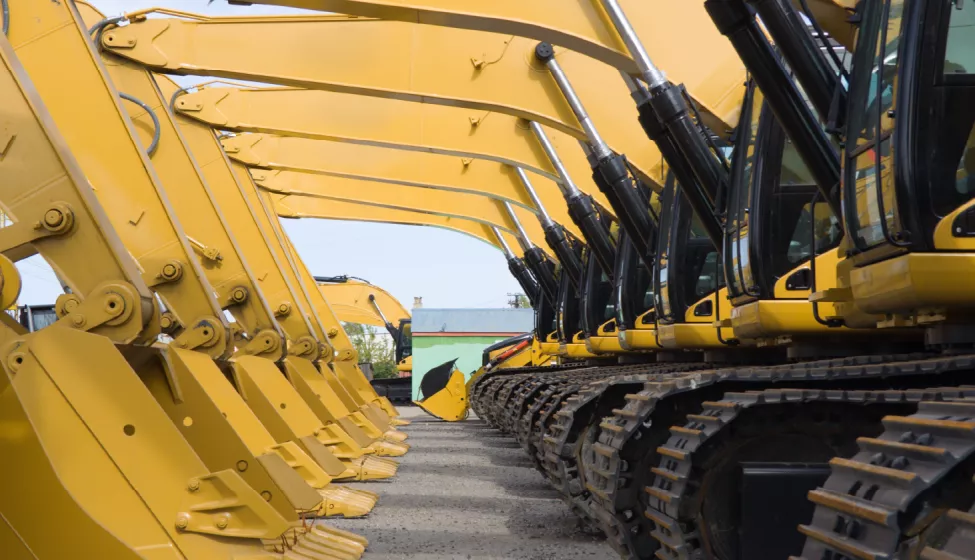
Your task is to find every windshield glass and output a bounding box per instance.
[727,86,765,295]
[847,0,903,248]
[946,0,975,75]
[944,1,975,212]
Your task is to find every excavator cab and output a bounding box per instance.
[838,0,975,344]
[557,253,599,360]
[654,174,735,354]
[15,304,58,332]
[535,285,561,357]
[580,216,628,355]
[723,80,861,351]
[580,248,622,355]
[613,230,659,352]
[394,318,412,372]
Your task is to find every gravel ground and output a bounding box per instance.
[323,406,616,560]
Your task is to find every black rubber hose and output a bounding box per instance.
[118,92,161,156]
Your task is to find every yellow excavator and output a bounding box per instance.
[315,276,412,371]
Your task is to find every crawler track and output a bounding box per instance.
[471,352,975,559]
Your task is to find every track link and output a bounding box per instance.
[586,352,975,558]
[646,387,974,559]
[919,480,975,560]
[797,395,975,560]
[541,365,706,528]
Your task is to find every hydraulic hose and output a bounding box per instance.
[118,92,161,156]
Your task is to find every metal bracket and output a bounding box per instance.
[175,469,290,538]
[171,316,224,352]
[808,287,852,303]
[234,329,284,359]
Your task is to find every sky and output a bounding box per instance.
[15,0,522,310]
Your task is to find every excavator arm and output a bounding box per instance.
[12,0,233,359]
[97,49,289,363]
[238,159,416,419]
[164,72,412,460]
[99,11,676,184]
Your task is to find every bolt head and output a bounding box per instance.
[175,514,190,530]
[71,314,86,327]
[43,209,64,228]
[215,514,230,529]
[162,263,179,278]
[534,42,555,63]
[187,479,200,492]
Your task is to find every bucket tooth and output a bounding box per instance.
[287,528,365,560]
[365,439,409,457]
[382,429,409,443]
[271,525,367,560]
[390,418,411,427]
[309,523,369,549]
[335,456,399,481]
[312,485,378,518]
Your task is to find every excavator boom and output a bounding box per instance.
[175,85,630,196]
[197,0,747,129]
[100,11,687,184]
[253,170,552,246]
[273,194,521,249]
[316,278,410,330]
[224,132,596,236]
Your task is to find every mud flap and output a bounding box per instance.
[415,361,469,422]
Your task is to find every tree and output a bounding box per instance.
[343,322,398,379]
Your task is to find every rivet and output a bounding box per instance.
[236,460,248,472]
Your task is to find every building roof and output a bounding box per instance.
[412,308,533,335]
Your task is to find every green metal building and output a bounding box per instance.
[411,308,533,399]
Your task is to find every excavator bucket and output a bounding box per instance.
[414,359,470,422]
